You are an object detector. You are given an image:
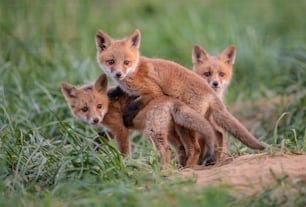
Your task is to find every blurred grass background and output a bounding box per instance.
[0,0,306,206]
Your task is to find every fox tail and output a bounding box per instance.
[210,103,265,150]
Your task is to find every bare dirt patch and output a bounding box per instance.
[180,153,306,196]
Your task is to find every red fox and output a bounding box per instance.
[95,29,265,163]
[192,45,235,100]
[61,74,219,167]
[192,45,236,162]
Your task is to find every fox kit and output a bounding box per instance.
[95,29,265,163]
[192,45,236,162]
[192,45,235,100]
[61,74,219,167]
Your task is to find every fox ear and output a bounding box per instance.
[127,29,141,49]
[221,45,236,65]
[61,82,78,99]
[192,45,209,64]
[94,74,108,93]
[96,30,112,51]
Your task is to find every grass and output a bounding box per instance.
[233,173,306,207]
[0,0,306,206]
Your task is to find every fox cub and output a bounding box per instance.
[192,45,236,161]
[95,29,264,166]
[192,45,235,100]
[61,74,220,167]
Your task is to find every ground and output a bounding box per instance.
[181,152,306,196]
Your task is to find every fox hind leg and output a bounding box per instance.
[168,128,187,167]
[144,128,172,166]
[175,126,201,168]
[215,130,226,162]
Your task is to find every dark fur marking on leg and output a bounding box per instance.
[123,100,141,127]
[107,86,125,101]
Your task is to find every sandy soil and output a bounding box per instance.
[180,153,306,196]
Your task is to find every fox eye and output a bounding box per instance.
[82,106,88,112]
[203,72,211,77]
[97,104,102,109]
[124,60,130,65]
[107,59,115,65]
[219,72,225,77]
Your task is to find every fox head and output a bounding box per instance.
[192,45,236,98]
[95,29,141,82]
[61,74,109,125]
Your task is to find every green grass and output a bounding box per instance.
[233,173,306,207]
[0,0,306,206]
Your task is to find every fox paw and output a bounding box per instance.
[98,130,107,138]
[202,155,216,166]
[98,130,113,141]
[107,86,125,101]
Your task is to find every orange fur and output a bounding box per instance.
[192,45,236,162]
[61,74,221,167]
[95,29,265,166]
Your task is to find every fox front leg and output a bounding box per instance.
[107,86,125,101]
[123,97,143,127]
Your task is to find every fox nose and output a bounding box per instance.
[115,72,122,78]
[93,118,99,124]
[212,81,219,87]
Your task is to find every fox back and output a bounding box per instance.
[192,45,236,99]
